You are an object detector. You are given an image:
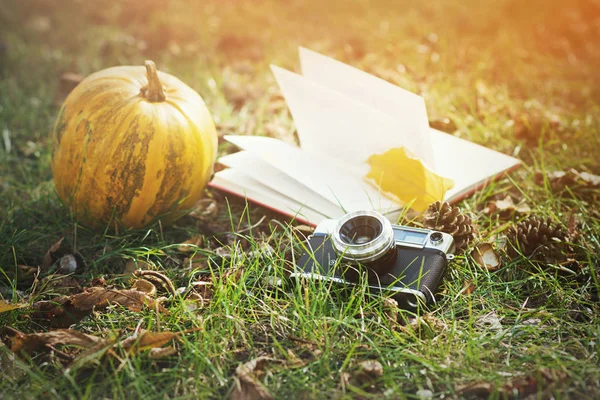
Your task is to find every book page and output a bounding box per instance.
[218,151,345,218]
[298,47,435,169]
[211,169,328,225]
[430,129,521,201]
[271,66,431,173]
[224,135,399,214]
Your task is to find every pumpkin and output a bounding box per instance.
[51,61,218,229]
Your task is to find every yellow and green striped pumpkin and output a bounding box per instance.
[51,61,218,229]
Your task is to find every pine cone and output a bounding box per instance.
[422,201,475,253]
[505,215,569,261]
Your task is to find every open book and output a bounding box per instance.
[209,48,520,226]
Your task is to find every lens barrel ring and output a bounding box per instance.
[331,210,395,264]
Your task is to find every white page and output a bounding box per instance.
[271,66,429,176]
[218,151,345,218]
[224,135,399,214]
[429,129,520,200]
[298,47,435,169]
[212,169,328,225]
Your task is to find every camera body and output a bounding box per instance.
[294,210,455,311]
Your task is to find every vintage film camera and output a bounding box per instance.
[293,210,455,311]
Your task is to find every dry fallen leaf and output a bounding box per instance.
[4,328,102,357]
[119,329,179,354]
[456,368,567,398]
[462,280,476,295]
[471,243,502,271]
[341,359,384,392]
[356,360,383,380]
[0,300,27,314]
[71,287,164,312]
[41,237,65,269]
[177,236,203,253]
[3,327,194,368]
[133,270,176,296]
[33,286,167,327]
[536,168,600,190]
[189,198,218,220]
[230,356,275,400]
[148,345,177,359]
[131,279,157,296]
[482,195,531,219]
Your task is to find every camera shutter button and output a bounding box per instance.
[430,232,444,245]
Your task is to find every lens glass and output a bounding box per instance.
[339,216,383,245]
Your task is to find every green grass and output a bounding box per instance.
[1,0,600,398]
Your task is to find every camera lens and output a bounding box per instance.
[430,232,444,244]
[339,216,383,245]
[332,210,396,267]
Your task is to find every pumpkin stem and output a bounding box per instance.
[142,60,166,102]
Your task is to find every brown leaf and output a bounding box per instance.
[482,195,530,219]
[131,279,157,296]
[119,329,179,353]
[177,236,203,253]
[5,328,102,356]
[456,368,567,398]
[70,287,165,312]
[535,168,600,196]
[230,356,275,400]
[342,359,384,392]
[133,270,176,296]
[471,243,502,271]
[455,381,493,397]
[356,360,383,380]
[189,198,218,220]
[41,237,65,269]
[67,332,119,370]
[462,280,476,294]
[148,345,177,359]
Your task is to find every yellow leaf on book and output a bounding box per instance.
[365,147,454,212]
